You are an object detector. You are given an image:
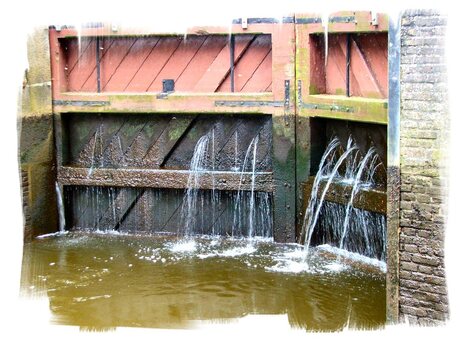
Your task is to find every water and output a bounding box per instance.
[340,147,376,250]
[21,232,385,331]
[55,182,66,233]
[302,137,358,260]
[180,133,213,236]
[232,135,263,237]
[301,136,387,261]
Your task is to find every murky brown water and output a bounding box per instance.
[21,232,386,331]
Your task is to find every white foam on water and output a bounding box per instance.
[93,229,129,236]
[220,245,256,257]
[36,231,69,239]
[196,244,256,259]
[197,252,218,259]
[265,260,310,274]
[282,248,305,259]
[324,262,346,272]
[168,240,197,253]
[316,244,387,272]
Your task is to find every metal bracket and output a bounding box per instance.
[297,80,302,109]
[300,102,354,113]
[284,80,290,125]
[241,17,248,29]
[371,11,379,26]
[284,80,290,110]
[52,100,110,107]
[214,100,283,107]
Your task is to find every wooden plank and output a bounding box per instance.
[348,37,383,98]
[67,39,97,91]
[215,116,267,171]
[147,35,207,92]
[106,116,147,167]
[124,36,182,92]
[143,115,196,168]
[65,113,102,165]
[174,35,227,91]
[218,35,272,92]
[124,117,170,168]
[301,177,387,214]
[97,37,139,91]
[240,49,272,92]
[98,187,142,231]
[58,167,274,192]
[152,189,185,234]
[52,92,274,114]
[325,34,347,95]
[103,37,161,92]
[118,190,152,233]
[354,33,388,98]
[64,37,94,76]
[80,38,133,92]
[193,35,255,92]
[161,116,217,169]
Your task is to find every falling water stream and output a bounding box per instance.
[55,182,66,233]
[301,136,387,264]
[180,133,213,236]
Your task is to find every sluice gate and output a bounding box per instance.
[49,12,388,243]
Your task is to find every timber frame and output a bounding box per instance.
[50,18,296,242]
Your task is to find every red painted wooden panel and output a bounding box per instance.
[103,37,161,92]
[241,51,272,92]
[193,35,255,92]
[354,33,388,98]
[309,35,326,94]
[61,34,273,93]
[322,33,388,98]
[146,35,207,92]
[174,35,227,92]
[66,38,97,91]
[349,38,382,98]
[217,34,272,92]
[82,37,135,91]
[124,37,182,92]
[64,37,93,75]
[325,35,347,95]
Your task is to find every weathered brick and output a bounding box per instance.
[395,10,448,325]
[400,261,418,271]
[403,244,419,253]
[411,254,440,266]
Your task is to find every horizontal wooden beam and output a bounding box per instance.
[298,94,388,125]
[49,21,289,38]
[52,92,277,114]
[302,177,386,215]
[58,167,274,192]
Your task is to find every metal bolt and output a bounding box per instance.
[286,205,290,209]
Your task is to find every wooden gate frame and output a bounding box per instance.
[49,11,398,323]
[294,11,389,238]
[49,17,296,243]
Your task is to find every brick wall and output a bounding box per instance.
[399,10,449,324]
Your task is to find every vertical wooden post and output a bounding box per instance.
[271,20,296,243]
